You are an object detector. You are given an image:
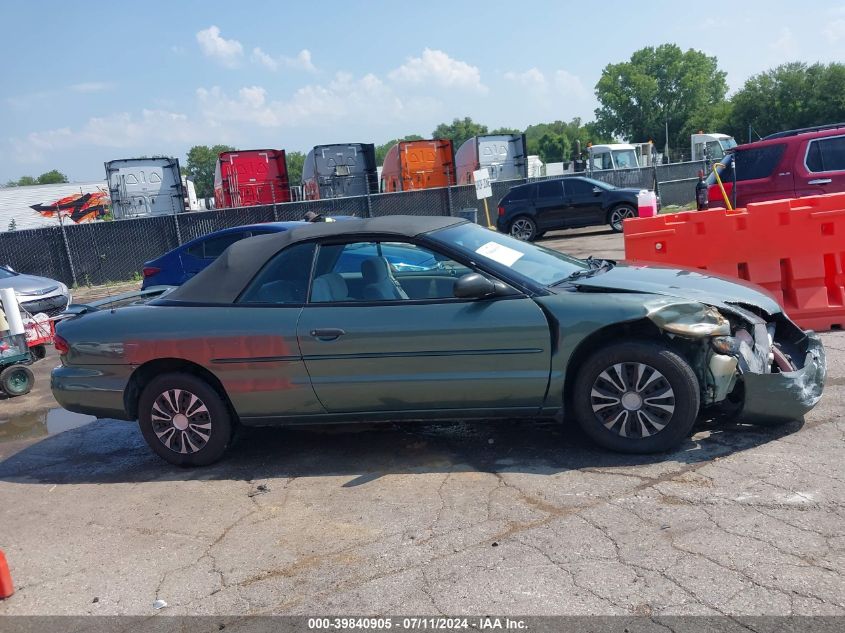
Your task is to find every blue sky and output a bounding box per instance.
[2,0,844,182]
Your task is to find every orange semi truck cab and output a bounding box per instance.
[380,139,456,192]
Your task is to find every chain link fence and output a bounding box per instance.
[0,161,705,286]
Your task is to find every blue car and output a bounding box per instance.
[142,222,304,288]
[141,218,439,289]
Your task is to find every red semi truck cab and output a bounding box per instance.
[214,150,291,209]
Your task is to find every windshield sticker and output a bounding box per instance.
[475,241,524,267]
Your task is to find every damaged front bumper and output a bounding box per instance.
[740,332,826,423]
[645,299,827,422]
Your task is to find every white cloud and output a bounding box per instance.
[251,47,316,72]
[503,68,547,90]
[503,67,588,100]
[196,25,243,67]
[554,69,588,99]
[823,18,845,43]
[388,49,487,93]
[10,110,203,163]
[770,27,798,56]
[197,72,435,129]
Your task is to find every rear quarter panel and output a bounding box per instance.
[56,305,323,418]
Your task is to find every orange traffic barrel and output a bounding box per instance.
[0,549,13,599]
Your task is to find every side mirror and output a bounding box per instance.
[453,273,495,299]
[592,187,602,195]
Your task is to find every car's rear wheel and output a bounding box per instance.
[608,204,637,232]
[0,365,34,397]
[509,216,538,241]
[572,342,700,453]
[138,372,233,466]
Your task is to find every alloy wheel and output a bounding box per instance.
[590,362,676,438]
[610,207,636,231]
[151,388,212,454]
[510,218,535,241]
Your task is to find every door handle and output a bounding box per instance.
[808,178,832,185]
[310,328,346,341]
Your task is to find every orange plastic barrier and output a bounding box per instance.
[0,549,13,599]
[624,192,845,331]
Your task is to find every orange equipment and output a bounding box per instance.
[623,192,845,331]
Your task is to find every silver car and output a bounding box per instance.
[0,265,71,318]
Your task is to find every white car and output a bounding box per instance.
[0,265,71,318]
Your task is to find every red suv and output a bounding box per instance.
[707,123,845,208]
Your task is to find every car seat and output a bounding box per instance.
[361,257,409,300]
[311,273,349,302]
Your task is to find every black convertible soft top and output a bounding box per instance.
[161,215,467,304]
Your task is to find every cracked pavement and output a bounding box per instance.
[0,227,843,617]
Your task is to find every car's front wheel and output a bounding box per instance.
[572,341,700,453]
[608,204,637,232]
[509,216,538,241]
[138,373,233,466]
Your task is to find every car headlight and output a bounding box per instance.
[647,302,731,337]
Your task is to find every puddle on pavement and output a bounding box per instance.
[0,408,96,443]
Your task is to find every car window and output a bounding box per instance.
[535,180,562,198]
[734,144,785,181]
[806,136,845,172]
[505,185,532,201]
[310,241,471,303]
[564,179,595,196]
[238,242,315,305]
[187,232,248,259]
[591,152,613,170]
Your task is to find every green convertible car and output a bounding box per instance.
[52,216,826,466]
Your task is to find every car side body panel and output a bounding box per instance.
[52,305,324,419]
[295,297,552,415]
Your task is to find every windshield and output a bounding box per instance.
[429,223,588,286]
[0,266,17,279]
[720,138,737,151]
[612,149,638,169]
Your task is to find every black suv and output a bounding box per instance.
[496,176,644,241]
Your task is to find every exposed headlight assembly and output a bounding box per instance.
[647,302,731,338]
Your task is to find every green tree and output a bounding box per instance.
[431,117,488,150]
[6,169,56,187]
[286,151,306,187]
[725,62,845,141]
[185,144,236,199]
[594,44,728,152]
[489,127,521,135]
[36,169,68,184]
[524,118,610,162]
[537,132,570,163]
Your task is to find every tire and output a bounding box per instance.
[509,216,538,241]
[138,372,233,466]
[572,341,700,453]
[0,365,34,397]
[608,204,638,232]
